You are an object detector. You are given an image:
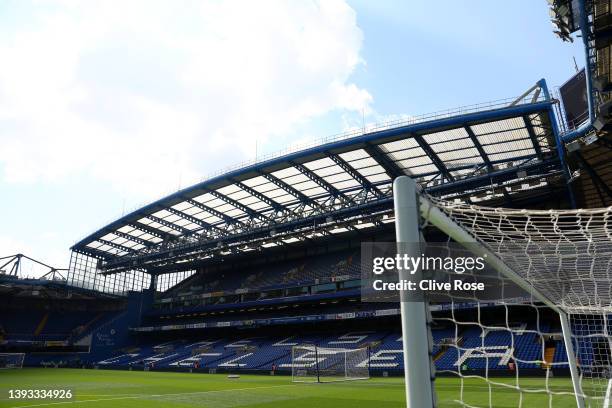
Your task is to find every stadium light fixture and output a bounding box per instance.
[548,0,578,42]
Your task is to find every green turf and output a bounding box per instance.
[0,368,584,407]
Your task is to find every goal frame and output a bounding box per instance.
[0,352,25,369]
[393,176,586,408]
[290,344,370,383]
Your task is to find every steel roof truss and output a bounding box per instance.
[128,222,174,242]
[97,239,132,255]
[234,181,285,213]
[464,125,493,170]
[184,199,246,230]
[413,134,454,182]
[522,115,544,159]
[362,143,405,179]
[112,230,155,247]
[327,152,384,198]
[260,173,325,212]
[291,162,349,204]
[166,207,225,237]
[207,189,269,223]
[147,214,191,236]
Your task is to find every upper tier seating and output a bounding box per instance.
[0,310,118,342]
[163,249,361,300]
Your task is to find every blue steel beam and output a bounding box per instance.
[560,0,595,142]
[74,247,113,261]
[326,152,384,197]
[128,222,174,242]
[462,125,516,203]
[112,231,156,248]
[104,200,395,273]
[260,173,325,211]
[185,199,247,228]
[207,189,269,222]
[166,207,224,235]
[233,181,285,213]
[362,143,405,179]
[291,162,347,202]
[413,134,454,182]
[464,125,492,169]
[81,151,553,262]
[147,215,190,235]
[97,239,134,255]
[522,115,544,160]
[72,99,555,253]
[538,79,577,208]
[100,157,561,273]
[578,0,595,123]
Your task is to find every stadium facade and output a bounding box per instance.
[1,1,611,406]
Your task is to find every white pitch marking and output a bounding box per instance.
[603,378,612,408]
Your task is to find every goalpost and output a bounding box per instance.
[291,345,370,383]
[393,176,612,408]
[0,353,25,369]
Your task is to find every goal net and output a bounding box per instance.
[290,345,369,383]
[392,176,612,408]
[0,353,25,369]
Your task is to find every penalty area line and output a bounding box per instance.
[9,384,296,408]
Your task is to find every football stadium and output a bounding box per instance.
[1,1,612,408]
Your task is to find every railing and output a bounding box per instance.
[73,92,550,247]
[190,93,548,184]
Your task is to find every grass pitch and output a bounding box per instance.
[0,368,581,407]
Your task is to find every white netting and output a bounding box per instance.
[290,345,369,383]
[427,198,612,314]
[0,353,24,369]
[417,197,612,407]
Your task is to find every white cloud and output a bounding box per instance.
[0,0,371,202]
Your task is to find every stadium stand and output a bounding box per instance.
[0,245,576,379]
[157,249,360,305]
[3,6,609,401]
[89,325,570,374]
[0,236,584,386]
[0,310,120,341]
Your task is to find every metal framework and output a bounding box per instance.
[0,254,67,281]
[394,176,586,408]
[67,85,570,293]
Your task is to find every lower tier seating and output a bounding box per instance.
[94,327,565,372]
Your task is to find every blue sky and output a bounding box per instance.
[0,1,583,272]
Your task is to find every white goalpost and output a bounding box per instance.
[290,345,370,383]
[0,353,25,369]
[393,176,612,408]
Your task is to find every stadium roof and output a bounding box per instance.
[71,84,566,274]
